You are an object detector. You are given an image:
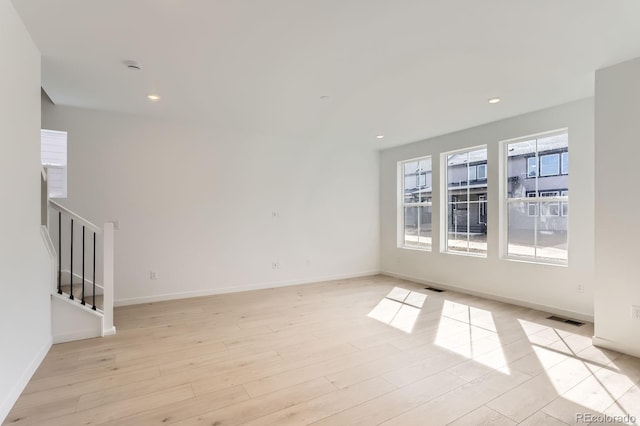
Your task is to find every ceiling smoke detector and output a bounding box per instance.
[123,60,142,71]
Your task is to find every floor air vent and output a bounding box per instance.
[547,315,585,327]
[424,287,444,293]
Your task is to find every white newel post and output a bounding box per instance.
[102,222,115,336]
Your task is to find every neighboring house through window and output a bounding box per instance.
[504,130,568,263]
[399,156,432,250]
[443,146,488,256]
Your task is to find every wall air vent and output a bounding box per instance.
[547,315,585,326]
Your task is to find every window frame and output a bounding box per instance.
[500,129,569,265]
[398,156,433,251]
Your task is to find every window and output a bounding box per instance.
[41,129,68,199]
[468,165,477,181]
[399,156,432,250]
[444,147,487,256]
[504,131,568,263]
[527,157,537,177]
[527,192,538,216]
[477,164,487,180]
[561,152,569,175]
[478,195,487,224]
[540,191,560,216]
[540,154,560,177]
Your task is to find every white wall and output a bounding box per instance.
[41,103,380,305]
[380,99,595,319]
[0,0,51,421]
[593,57,640,357]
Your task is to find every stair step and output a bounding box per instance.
[59,284,103,311]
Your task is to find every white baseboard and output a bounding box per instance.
[381,270,594,323]
[0,337,51,423]
[114,270,380,307]
[51,293,103,318]
[102,326,116,337]
[592,336,640,358]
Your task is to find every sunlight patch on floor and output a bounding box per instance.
[435,300,510,374]
[367,287,426,333]
[518,318,639,418]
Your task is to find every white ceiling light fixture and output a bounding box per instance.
[376,134,385,139]
[147,94,161,101]
[488,97,501,104]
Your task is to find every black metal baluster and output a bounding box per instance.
[92,232,97,310]
[69,219,74,300]
[58,211,62,294]
[81,226,86,305]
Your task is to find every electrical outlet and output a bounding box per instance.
[271,262,280,269]
[632,305,640,320]
[150,271,157,280]
[577,284,584,293]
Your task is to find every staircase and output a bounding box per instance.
[59,283,104,310]
[41,169,115,343]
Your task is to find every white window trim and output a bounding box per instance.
[398,156,433,251]
[499,128,569,265]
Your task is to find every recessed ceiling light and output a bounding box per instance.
[488,97,501,104]
[147,94,161,101]
[376,135,385,139]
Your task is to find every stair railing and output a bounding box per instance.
[48,200,115,335]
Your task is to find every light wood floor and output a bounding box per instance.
[5,275,640,425]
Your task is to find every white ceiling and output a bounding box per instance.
[12,0,640,149]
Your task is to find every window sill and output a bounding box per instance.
[502,256,568,267]
[441,250,487,259]
[399,245,432,253]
